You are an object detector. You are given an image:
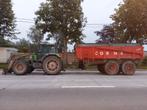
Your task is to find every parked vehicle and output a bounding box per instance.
[3,43,144,75]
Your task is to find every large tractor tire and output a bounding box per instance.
[97,65,105,74]
[122,61,136,75]
[12,60,28,75]
[104,61,119,75]
[43,56,62,75]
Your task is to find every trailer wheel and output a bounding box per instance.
[97,65,105,74]
[122,61,136,75]
[104,61,119,75]
[12,60,28,75]
[43,56,62,75]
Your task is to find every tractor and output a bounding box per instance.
[4,44,63,75]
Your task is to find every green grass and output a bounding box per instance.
[137,66,147,70]
[0,63,8,69]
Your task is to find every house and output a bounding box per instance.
[0,47,17,63]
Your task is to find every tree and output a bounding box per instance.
[27,25,44,49]
[0,37,13,47]
[95,24,116,43]
[35,0,86,53]
[111,0,147,43]
[0,0,16,44]
[15,39,31,53]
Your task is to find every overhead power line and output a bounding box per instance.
[16,18,110,26]
[87,24,109,26]
[17,18,34,21]
[16,20,34,23]
[16,21,108,26]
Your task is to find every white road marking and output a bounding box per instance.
[61,86,116,89]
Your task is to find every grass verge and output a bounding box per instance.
[0,63,7,69]
[137,66,147,70]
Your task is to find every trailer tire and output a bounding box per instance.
[122,61,136,75]
[12,60,28,75]
[104,61,119,75]
[43,56,62,75]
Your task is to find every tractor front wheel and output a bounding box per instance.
[12,60,28,75]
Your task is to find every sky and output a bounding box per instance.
[82,0,123,43]
[12,0,123,43]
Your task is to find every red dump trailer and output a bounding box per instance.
[75,44,144,75]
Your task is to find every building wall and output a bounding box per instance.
[0,48,6,63]
[0,47,17,63]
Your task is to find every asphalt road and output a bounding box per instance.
[0,70,147,110]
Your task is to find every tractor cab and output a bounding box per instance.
[38,44,56,54]
[32,44,57,61]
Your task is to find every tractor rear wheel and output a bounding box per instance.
[43,56,62,75]
[104,61,119,75]
[12,60,28,75]
[122,61,136,75]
